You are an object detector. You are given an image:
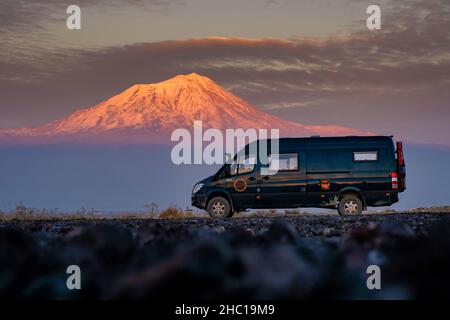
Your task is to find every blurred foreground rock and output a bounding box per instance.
[1,213,450,299]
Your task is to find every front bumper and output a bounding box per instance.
[191,194,207,209]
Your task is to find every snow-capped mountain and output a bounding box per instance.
[0,73,370,143]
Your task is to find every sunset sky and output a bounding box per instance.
[1,0,449,145]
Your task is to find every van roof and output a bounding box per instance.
[247,135,394,149]
[281,135,392,142]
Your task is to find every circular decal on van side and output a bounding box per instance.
[233,179,248,192]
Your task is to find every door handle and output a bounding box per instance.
[261,176,270,181]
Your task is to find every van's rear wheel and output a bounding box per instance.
[338,195,363,215]
[207,196,232,219]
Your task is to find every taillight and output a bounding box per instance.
[391,172,398,190]
[397,141,404,166]
[395,140,406,192]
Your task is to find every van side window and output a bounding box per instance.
[353,151,378,161]
[268,153,299,172]
[230,155,256,175]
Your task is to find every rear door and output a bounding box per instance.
[257,150,307,208]
[306,142,394,206]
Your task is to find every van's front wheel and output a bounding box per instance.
[207,197,232,219]
[338,195,363,215]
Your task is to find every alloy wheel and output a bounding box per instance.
[212,201,226,216]
[344,200,358,214]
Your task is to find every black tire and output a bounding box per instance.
[207,196,232,219]
[338,195,363,215]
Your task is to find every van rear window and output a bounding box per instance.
[353,151,378,161]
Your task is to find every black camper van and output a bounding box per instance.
[192,136,406,218]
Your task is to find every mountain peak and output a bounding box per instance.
[161,73,215,87]
[174,72,206,80]
[1,74,371,143]
[141,73,213,86]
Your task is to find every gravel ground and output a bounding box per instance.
[1,212,450,299]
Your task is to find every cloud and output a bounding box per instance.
[0,0,449,144]
[0,0,181,34]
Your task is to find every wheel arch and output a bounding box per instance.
[206,190,234,212]
[338,187,366,209]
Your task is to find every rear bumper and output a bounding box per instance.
[191,194,207,209]
[365,191,399,207]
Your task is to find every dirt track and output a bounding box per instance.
[1,212,450,299]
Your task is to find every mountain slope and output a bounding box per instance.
[1,73,370,143]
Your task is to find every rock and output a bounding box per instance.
[1,212,450,299]
[213,226,226,234]
[236,245,317,299]
[322,227,339,237]
[379,221,415,238]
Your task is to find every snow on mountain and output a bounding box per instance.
[0,73,370,143]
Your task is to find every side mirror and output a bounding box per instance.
[225,153,233,164]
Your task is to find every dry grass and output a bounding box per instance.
[2,204,450,221]
[284,209,304,215]
[158,206,202,219]
[0,204,206,221]
[364,205,450,215]
[236,208,308,218]
[406,206,450,213]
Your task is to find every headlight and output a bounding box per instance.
[192,183,204,194]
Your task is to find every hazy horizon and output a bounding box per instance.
[0,142,449,212]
